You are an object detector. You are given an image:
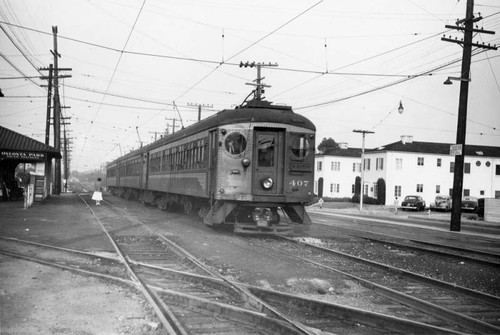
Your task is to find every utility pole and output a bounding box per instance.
[40,64,53,146]
[353,129,374,212]
[52,26,61,195]
[240,61,278,101]
[49,26,72,195]
[441,0,497,231]
[187,103,213,122]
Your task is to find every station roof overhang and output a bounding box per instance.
[0,125,62,164]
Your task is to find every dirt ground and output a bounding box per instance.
[0,254,161,335]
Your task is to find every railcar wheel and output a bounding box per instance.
[198,206,209,220]
[182,197,194,216]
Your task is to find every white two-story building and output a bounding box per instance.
[314,143,362,199]
[314,136,500,205]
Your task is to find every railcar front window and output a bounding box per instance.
[225,132,247,155]
[291,135,310,159]
[258,134,275,167]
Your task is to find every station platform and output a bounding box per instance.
[0,193,114,253]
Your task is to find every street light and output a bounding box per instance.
[398,101,404,114]
[443,76,471,85]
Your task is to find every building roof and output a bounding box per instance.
[316,147,362,158]
[0,125,61,159]
[370,140,500,158]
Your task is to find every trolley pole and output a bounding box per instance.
[353,129,374,212]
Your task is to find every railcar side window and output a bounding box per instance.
[257,134,275,167]
[225,132,247,155]
[291,135,310,159]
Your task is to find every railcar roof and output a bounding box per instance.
[108,100,315,166]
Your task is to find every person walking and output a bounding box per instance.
[393,197,399,214]
[92,177,103,205]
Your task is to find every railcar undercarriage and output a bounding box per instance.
[108,187,310,234]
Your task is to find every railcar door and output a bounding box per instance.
[141,152,149,190]
[252,129,284,195]
[207,130,218,196]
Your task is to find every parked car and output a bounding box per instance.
[430,195,452,211]
[461,196,478,212]
[401,195,426,211]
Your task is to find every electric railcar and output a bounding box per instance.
[106,98,316,229]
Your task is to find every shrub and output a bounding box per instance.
[351,194,380,205]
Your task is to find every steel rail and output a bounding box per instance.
[313,223,500,266]
[78,194,184,335]
[0,235,120,260]
[98,195,317,335]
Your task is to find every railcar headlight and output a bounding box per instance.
[241,158,251,168]
[262,177,274,189]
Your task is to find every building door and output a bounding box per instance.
[318,177,324,197]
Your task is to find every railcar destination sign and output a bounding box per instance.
[0,151,45,161]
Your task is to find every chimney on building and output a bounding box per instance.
[339,142,348,149]
[400,135,413,144]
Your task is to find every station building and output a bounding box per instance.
[0,125,61,203]
[314,135,500,206]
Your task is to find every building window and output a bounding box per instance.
[450,162,455,173]
[317,161,322,171]
[496,165,500,175]
[394,185,401,198]
[464,189,470,196]
[331,161,340,171]
[436,185,440,194]
[396,158,402,170]
[330,183,339,193]
[376,157,384,170]
[437,158,442,167]
[352,184,355,193]
[416,184,423,193]
[480,190,485,196]
[352,163,361,172]
[364,158,371,170]
[464,162,471,174]
[476,161,481,167]
[363,184,368,195]
[417,157,424,166]
[449,188,453,196]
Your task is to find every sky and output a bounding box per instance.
[1,0,499,172]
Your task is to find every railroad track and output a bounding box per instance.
[0,192,469,335]
[83,195,309,335]
[312,222,500,267]
[248,235,500,334]
[0,235,464,335]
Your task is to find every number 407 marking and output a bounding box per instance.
[289,180,309,187]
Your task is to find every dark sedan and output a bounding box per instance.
[401,195,426,211]
[461,196,478,212]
